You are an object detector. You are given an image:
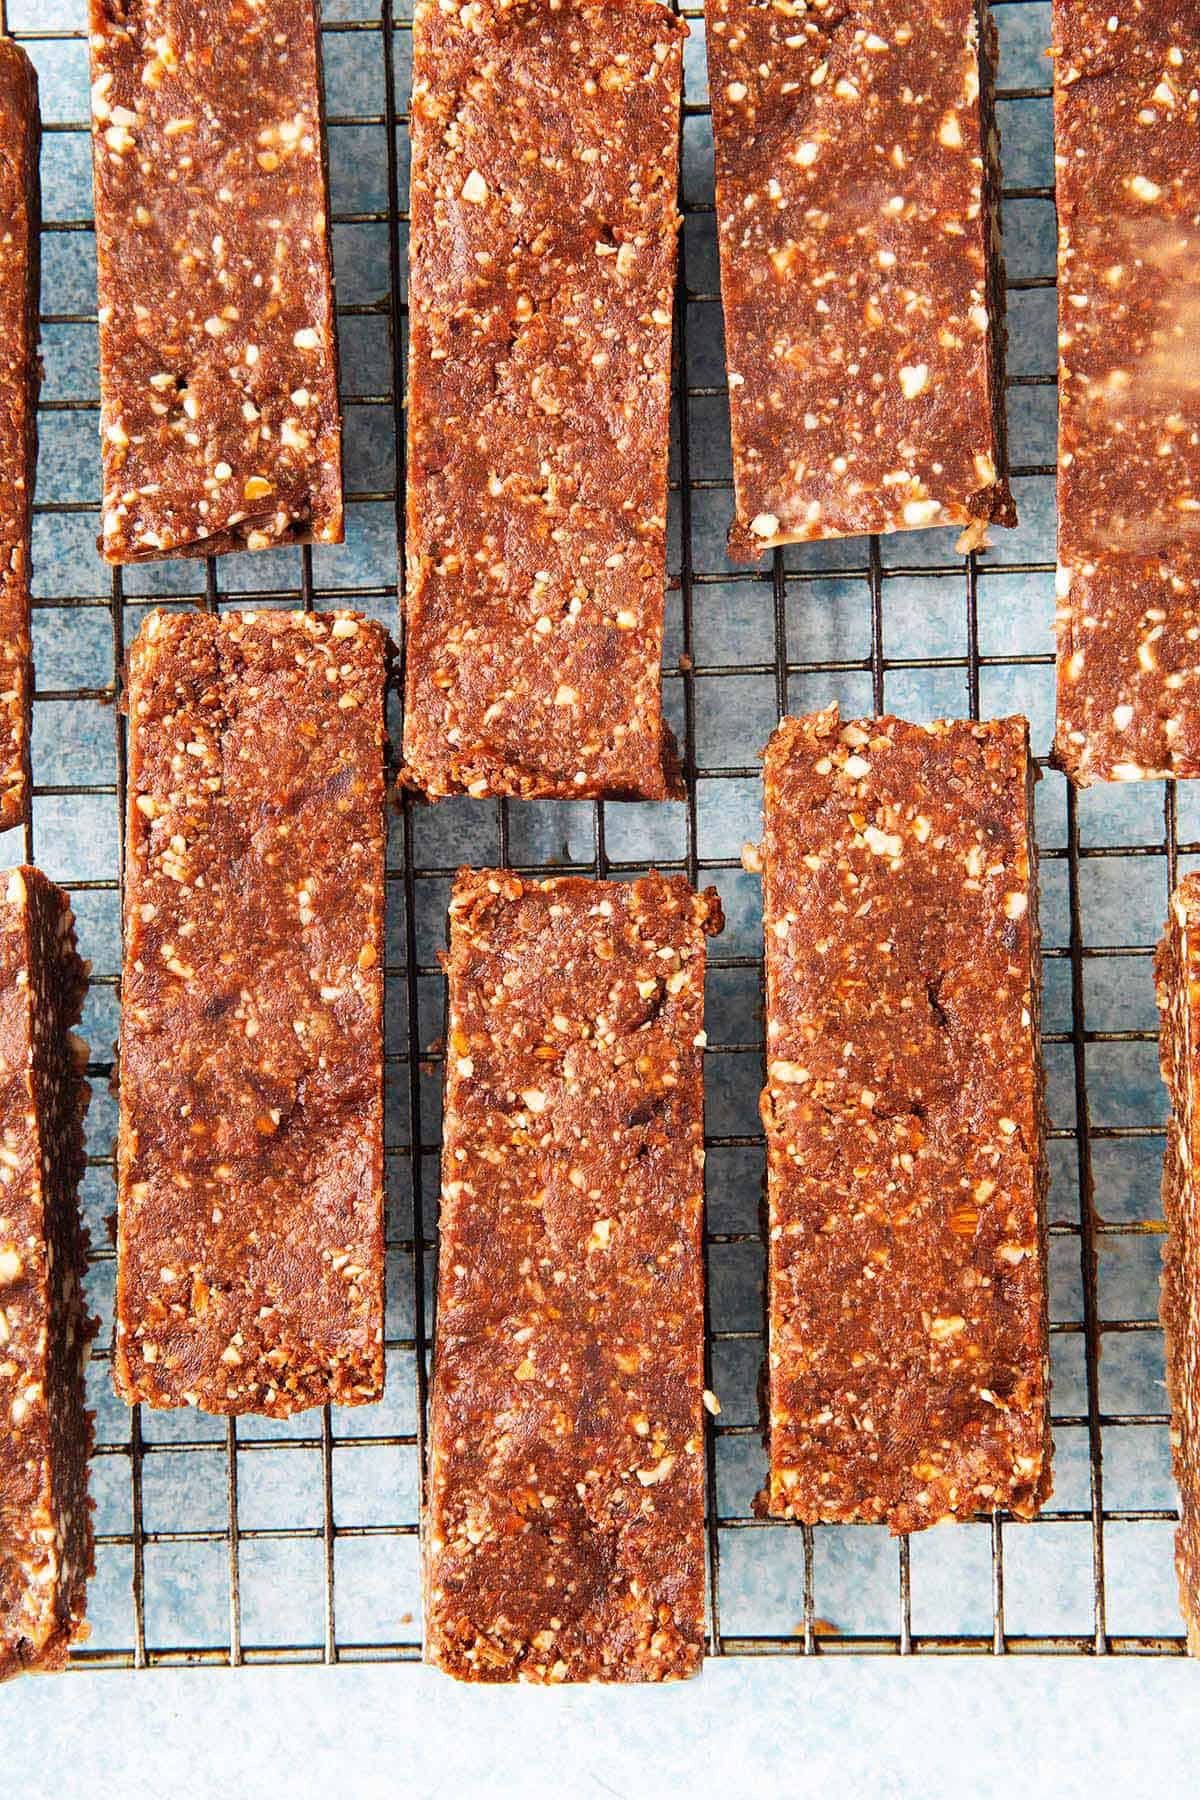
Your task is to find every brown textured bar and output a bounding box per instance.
[706,0,1014,560]
[0,42,39,829]
[401,0,685,801]
[426,871,720,1681]
[1155,874,1200,1653]
[87,0,342,563]
[1054,3,1200,784]
[0,867,93,1680]
[115,610,385,1417]
[758,709,1050,1532]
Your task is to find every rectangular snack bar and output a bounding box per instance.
[88,0,343,562]
[1155,874,1200,1653]
[0,867,93,1680]
[401,0,686,800]
[705,0,1015,558]
[1054,4,1200,783]
[115,610,385,1416]
[759,708,1050,1531]
[425,871,721,1681]
[0,42,40,828]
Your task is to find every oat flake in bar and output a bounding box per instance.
[0,868,93,1680]
[0,42,40,828]
[706,0,1015,559]
[115,611,385,1417]
[426,871,720,1681]
[1155,875,1200,1653]
[758,709,1050,1531]
[1054,3,1200,784]
[401,0,685,801]
[88,0,342,562]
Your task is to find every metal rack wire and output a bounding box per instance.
[3,0,1186,1666]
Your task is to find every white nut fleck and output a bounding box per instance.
[636,1455,676,1487]
[770,1060,809,1085]
[864,824,904,858]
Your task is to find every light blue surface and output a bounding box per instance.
[1,0,1196,1784]
[4,1659,1200,1799]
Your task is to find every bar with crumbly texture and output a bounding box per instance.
[706,0,1014,558]
[0,42,39,828]
[87,1,342,562]
[1054,4,1200,784]
[114,610,385,1417]
[0,867,93,1681]
[425,871,720,1681]
[758,708,1050,1532]
[1155,874,1200,1653]
[401,0,685,800]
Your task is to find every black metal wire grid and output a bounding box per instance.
[0,0,1188,1665]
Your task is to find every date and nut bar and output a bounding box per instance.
[756,709,1050,1531]
[0,41,40,829]
[88,0,343,562]
[0,868,93,1680]
[114,610,385,1417]
[401,0,686,800]
[425,871,721,1681]
[1155,875,1200,1653]
[1054,4,1200,783]
[706,0,1015,558]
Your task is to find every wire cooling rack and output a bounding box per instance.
[1,0,1190,1666]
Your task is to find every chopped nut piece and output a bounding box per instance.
[759,708,1051,1532]
[400,0,686,800]
[1155,876,1200,1653]
[0,43,39,830]
[115,611,386,1417]
[87,1,343,561]
[1053,3,1200,783]
[705,0,1015,556]
[426,872,722,1681]
[0,868,94,1679]
[899,363,930,400]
